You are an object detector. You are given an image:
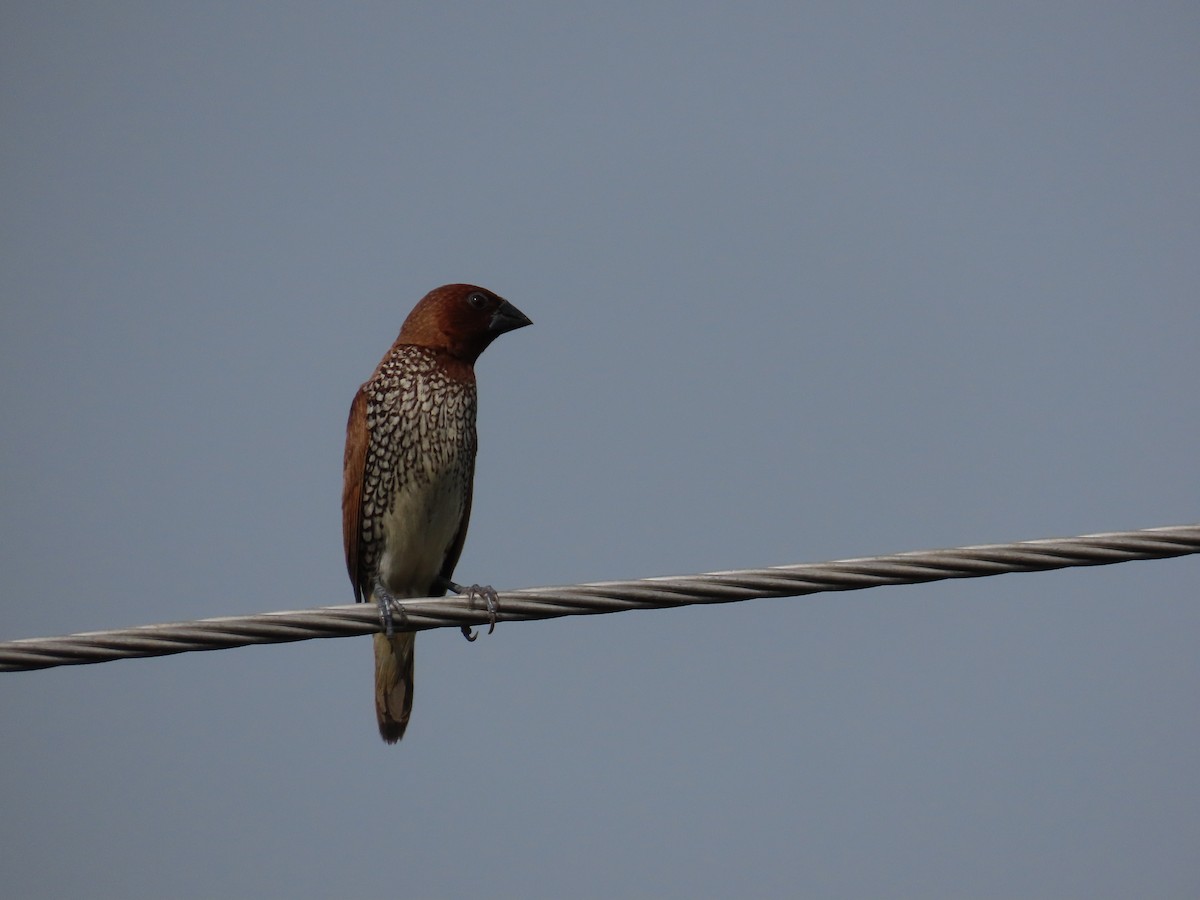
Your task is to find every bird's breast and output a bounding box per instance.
[363,349,478,599]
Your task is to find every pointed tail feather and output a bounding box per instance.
[373,632,415,743]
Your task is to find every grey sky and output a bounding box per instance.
[2,3,1198,897]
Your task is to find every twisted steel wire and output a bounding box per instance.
[2,524,1197,673]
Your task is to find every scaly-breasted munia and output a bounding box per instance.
[342,284,531,743]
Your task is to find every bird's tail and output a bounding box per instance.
[373,631,415,743]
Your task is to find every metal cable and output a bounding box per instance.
[2,523,1197,672]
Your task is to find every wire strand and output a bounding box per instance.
[2,523,1197,672]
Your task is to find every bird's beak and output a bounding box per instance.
[489,300,533,334]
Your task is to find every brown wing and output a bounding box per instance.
[341,386,369,603]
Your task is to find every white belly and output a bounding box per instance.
[376,473,465,599]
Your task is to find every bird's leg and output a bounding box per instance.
[374,579,402,638]
[437,577,499,642]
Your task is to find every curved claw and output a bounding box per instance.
[375,580,398,637]
[445,580,499,640]
[467,584,499,635]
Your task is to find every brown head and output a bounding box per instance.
[397,284,532,364]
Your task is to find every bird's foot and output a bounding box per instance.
[444,580,498,642]
[374,580,402,638]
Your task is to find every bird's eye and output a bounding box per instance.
[466,292,489,310]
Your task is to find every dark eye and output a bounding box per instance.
[466,292,489,310]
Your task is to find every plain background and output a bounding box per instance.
[2,3,1198,897]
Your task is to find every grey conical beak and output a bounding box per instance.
[489,300,533,334]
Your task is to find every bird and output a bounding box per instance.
[342,284,532,743]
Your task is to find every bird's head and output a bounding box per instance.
[398,284,532,363]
